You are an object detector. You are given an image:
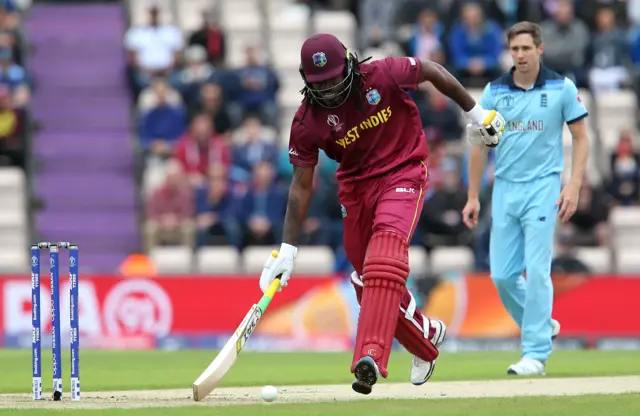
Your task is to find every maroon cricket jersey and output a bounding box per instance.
[288,57,429,182]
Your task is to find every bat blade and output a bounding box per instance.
[192,275,281,401]
[192,304,263,401]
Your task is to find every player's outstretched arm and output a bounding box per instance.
[283,165,315,246]
[258,165,315,293]
[418,60,504,146]
[418,60,477,113]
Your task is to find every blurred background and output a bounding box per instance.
[0,0,639,352]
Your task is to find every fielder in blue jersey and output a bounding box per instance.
[463,21,590,376]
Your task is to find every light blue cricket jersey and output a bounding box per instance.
[480,66,588,182]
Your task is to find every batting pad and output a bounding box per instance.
[351,273,439,364]
[352,231,409,378]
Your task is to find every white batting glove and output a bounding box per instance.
[465,105,506,148]
[259,243,297,293]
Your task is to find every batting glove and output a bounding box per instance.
[465,105,506,148]
[259,243,297,293]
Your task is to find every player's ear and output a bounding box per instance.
[538,43,545,56]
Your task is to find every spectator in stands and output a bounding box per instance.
[627,20,640,104]
[358,0,397,50]
[239,161,285,247]
[0,31,28,108]
[189,82,233,138]
[551,224,592,274]
[570,175,611,246]
[187,10,226,67]
[276,146,338,186]
[2,27,23,67]
[485,0,545,27]
[630,0,640,27]
[298,170,331,246]
[607,129,640,206]
[0,83,21,169]
[447,2,503,87]
[0,1,20,32]
[418,82,463,141]
[587,6,630,93]
[407,8,445,64]
[124,4,183,99]
[361,26,404,61]
[578,0,628,31]
[137,77,183,113]
[170,45,215,106]
[394,0,438,27]
[322,173,344,251]
[419,157,471,250]
[541,0,590,88]
[144,160,195,251]
[230,116,279,183]
[424,135,447,198]
[235,45,280,128]
[174,113,230,187]
[139,79,186,163]
[195,163,242,248]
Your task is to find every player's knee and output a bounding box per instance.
[363,231,409,284]
[520,268,553,286]
[491,272,521,287]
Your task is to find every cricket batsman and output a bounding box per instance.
[257,33,505,394]
[462,22,589,376]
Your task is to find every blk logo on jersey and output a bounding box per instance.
[366,89,381,105]
[312,52,327,67]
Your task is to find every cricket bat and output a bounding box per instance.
[192,262,282,401]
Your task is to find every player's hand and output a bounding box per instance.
[259,243,297,293]
[467,110,505,148]
[462,198,481,229]
[556,181,580,223]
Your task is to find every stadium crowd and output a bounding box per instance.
[125,0,640,274]
[0,0,30,174]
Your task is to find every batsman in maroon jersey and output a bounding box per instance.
[257,33,503,395]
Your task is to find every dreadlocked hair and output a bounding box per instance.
[298,52,373,123]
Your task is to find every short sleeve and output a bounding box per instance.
[562,78,588,124]
[167,26,184,51]
[123,27,140,50]
[288,113,319,168]
[383,57,422,91]
[479,83,494,110]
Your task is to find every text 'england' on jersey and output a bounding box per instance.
[480,67,588,182]
[288,56,429,183]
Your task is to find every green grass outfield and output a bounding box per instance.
[1,395,640,416]
[1,349,639,415]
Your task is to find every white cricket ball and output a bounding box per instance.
[260,385,278,402]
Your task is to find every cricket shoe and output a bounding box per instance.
[551,319,561,340]
[410,319,447,385]
[352,356,380,395]
[507,357,545,376]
